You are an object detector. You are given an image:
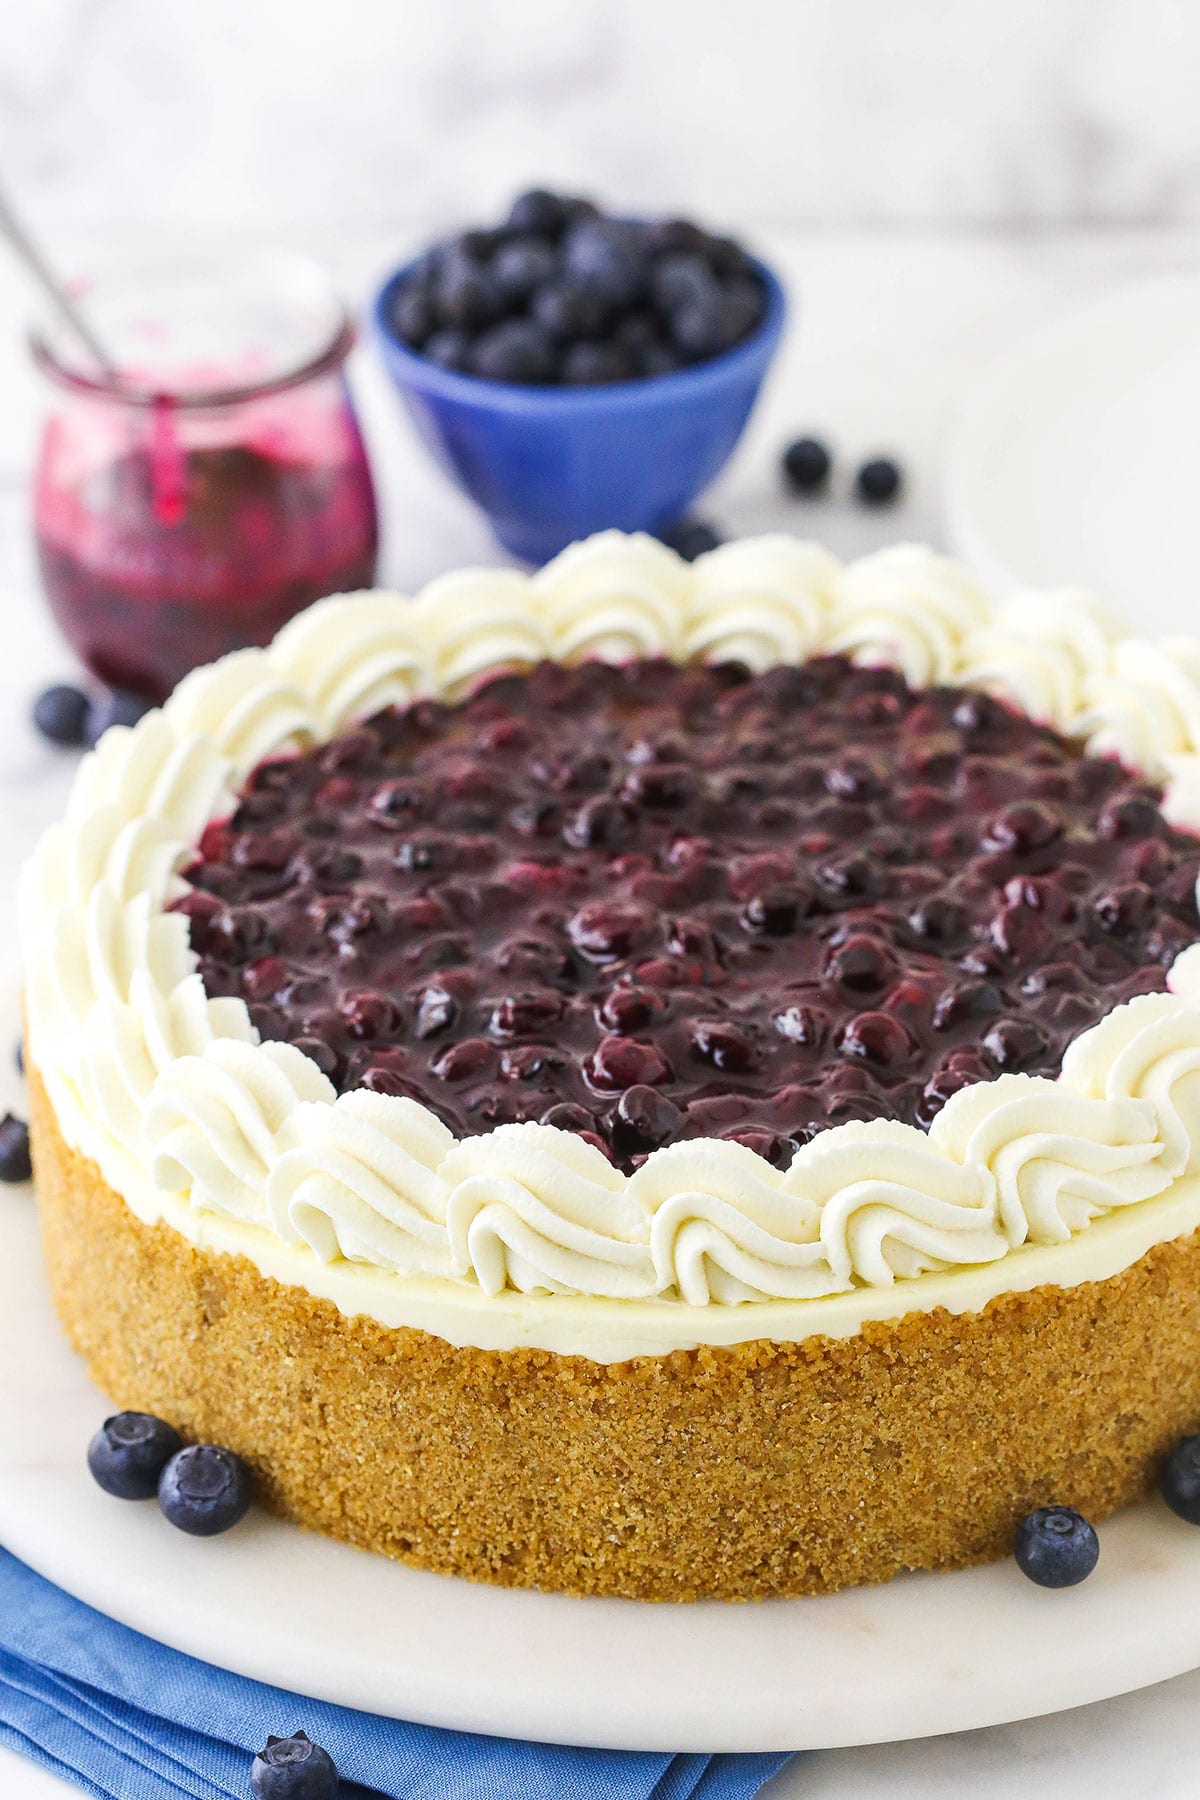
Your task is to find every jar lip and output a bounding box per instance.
[29,249,356,409]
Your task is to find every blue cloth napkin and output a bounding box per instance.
[0,1549,793,1798]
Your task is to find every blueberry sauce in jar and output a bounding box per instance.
[172,656,1200,1171]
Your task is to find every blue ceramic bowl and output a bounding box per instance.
[371,256,786,564]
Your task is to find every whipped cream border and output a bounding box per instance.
[22,533,1200,1355]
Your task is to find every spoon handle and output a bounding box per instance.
[0,177,118,376]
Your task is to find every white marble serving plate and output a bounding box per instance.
[944,272,1200,634]
[3,1032,1200,1753]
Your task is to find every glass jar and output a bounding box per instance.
[31,251,379,702]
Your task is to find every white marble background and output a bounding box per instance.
[3,0,1200,234]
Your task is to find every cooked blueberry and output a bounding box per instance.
[827,936,895,994]
[740,884,804,935]
[562,219,648,307]
[838,1011,915,1070]
[490,990,565,1038]
[33,682,89,747]
[531,281,609,340]
[85,688,150,744]
[157,1443,252,1536]
[390,282,435,346]
[0,1114,31,1183]
[855,456,903,506]
[982,801,1062,855]
[88,1411,184,1500]
[1161,1435,1200,1524]
[568,903,649,963]
[659,518,722,562]
[1013,1506,1099,1588]
[507,188,574,236]
[773,1003,827,1047]
[492,236,558,303]
[782,437,832,494]
[413,986,458,1039]
[471,319,558,384]
[611,1084,684,1158]
[982,1018,1048,1069]
[586,1035,673,1092]
[690,1019,757,1072]
[1092,882,1153,939]
[250,1730,339,1800]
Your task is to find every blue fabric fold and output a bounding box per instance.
[0,1549,793,1798]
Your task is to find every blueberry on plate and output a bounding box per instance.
[158,1443,253,1536]
[855,455,903,506]
[782,436,833,494]
[1013,1505,1099,1587]
[660,519,723,562]
[1161,1434,1200,1523]
[88,1411,184,1501]
[32,683,89,748]
[0,1113,31,1183]
[85,688,151,745]
[250,1730,339,1800]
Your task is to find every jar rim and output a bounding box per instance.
[29,249,356,409]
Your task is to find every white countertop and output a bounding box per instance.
[3,224,1200,1796]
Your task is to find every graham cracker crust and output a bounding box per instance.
[27,1062,1200,1600]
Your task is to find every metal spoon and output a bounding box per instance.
[0,176,118,377]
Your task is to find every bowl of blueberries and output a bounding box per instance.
[373,188,786,563]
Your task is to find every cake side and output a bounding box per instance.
[31,1060,1200,1601]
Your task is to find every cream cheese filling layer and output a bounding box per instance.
[22,534,1200,1358]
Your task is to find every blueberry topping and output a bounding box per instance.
[659,518,722,561]
[250,1730,339,1800]
[855,456,903,506]
[1013,1505,1100,1587]
[0,1114,31,1183]
[1161,1434,1200,1524]
[173,653,1197,1170]
[33,682,90,747]
[157,1443,253,1536]
[782,437,832,494]
[88,1411,184,1500]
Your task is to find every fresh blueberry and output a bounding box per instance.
[432,257,505,330]
[507,188,574,237]
[705,233,754,278]
[471,319,558,384]
[157,1443,253,1536]
[491,236,558,303]
[782,436,832,494]
[562,220,648,308]
[1013,1506,1099,1587]
[1161,1434,1200,1524]
[645,218,707,257]
[650,253,716,313]
[422,327,472,371]
[659,518,722,561]
[530,281,609,341]
[637,341,681,378]
[88,1412,184,1501]
[389,282,435,347]
[669,289,750,359]
[0,1113,31,1182]
[855,456,903,506]
[85,688,151,744]
[560,340,633,385]
[33,683,90,747]
[250,1731,339,1800]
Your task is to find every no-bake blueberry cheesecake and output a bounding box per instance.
[23,534,1200,1599]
